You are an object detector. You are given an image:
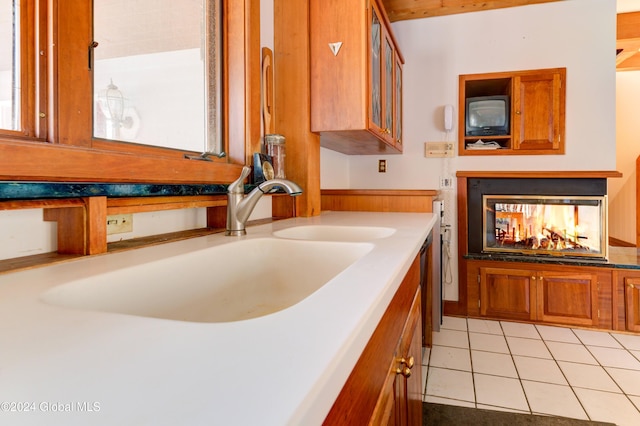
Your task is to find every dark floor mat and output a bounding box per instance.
[423,402,616,426]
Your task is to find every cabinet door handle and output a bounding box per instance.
[531,276,536,280]
[399,356,415,369]
[396,367,411,378]
[630,283,635,289]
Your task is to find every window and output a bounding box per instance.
[0,0,19,131]
[0,0,259,183]
[92,0,223,155]
[0,0,38,138]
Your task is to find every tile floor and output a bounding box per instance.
[422,316,640,426]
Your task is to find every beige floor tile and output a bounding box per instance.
[471,350,518,378]
[612,333,640,351]
[430,345,471,371]
[629,395,640,412]
[424,319,640,424]
[422,347,430,366]
[605,367,640,396]
[467,318,503,335]
[536,324,581,344]
[574,387,640,426]
[423,395,475,407]
[546,341,598,364]
[432,328,469,349]
[513,356,567,385]
[425,367,475,402]
[521,380,588,420]
[557,361,620,393]
[501,321,540,339]
[475,404,530,414]
[441,316,468,331]
[588,346,640,370]
[506,336,552,359]
[469,332,509,353]
[573,329,623,348]
[473,373,529,411]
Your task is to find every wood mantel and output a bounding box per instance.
[456,171,623,179]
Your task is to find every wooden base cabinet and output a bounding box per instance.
[324,256,422,425]
[392,287,423,425]
[625,277,640,332]
[469,260,611,328]
[537,270,599,326]
[480,267,537,321]
[614,270,640,332]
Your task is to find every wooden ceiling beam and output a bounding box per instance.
[617,11,640,40]
[382,0,562,22]
[617,12,640,72]
[617,54,640,72]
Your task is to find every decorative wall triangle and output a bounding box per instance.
[329,42,343,56]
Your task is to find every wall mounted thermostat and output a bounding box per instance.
[425,142,454,158]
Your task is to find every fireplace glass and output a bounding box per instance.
[483,195,607,259]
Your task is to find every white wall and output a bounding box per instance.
[320,0,618,300]
[610,70,640,244]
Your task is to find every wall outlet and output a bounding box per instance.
[378,159,387,173]
[439,176,453,189]
[107,214,133,234]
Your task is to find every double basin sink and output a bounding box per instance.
[40,225,395,323]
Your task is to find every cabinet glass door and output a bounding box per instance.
[370,9,382,129]
[395,58,402,146]
[384,37,394,138]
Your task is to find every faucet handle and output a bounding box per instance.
[227,166,252,194]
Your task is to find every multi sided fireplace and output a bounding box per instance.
[466,176,609,260]
[483,195,607,258]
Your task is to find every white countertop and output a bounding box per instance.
[0,211,436,425]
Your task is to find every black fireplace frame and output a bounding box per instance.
[467,178,607,256]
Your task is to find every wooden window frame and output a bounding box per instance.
[0,0,260,184]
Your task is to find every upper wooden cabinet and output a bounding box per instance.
[310,0,404,155]
[459,68,566,156]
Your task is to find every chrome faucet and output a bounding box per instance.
[226,166,303,236]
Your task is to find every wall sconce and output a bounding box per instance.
[96,79,125,139]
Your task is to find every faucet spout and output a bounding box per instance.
[225,166,303,236]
